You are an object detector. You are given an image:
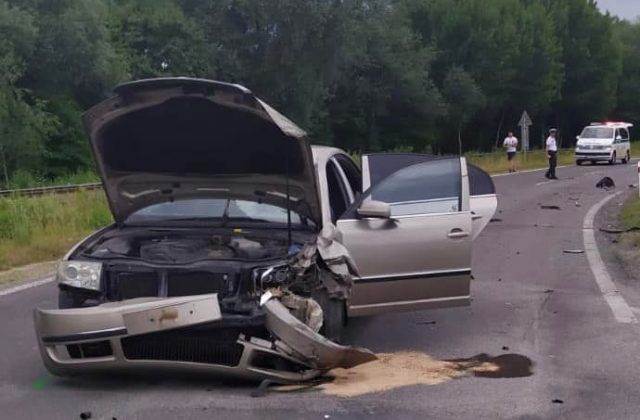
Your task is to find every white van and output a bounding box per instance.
[575,122,633,165]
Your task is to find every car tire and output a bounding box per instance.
[312,289,346,343]
[58,290,82,309]
[622,151,630,164]
[576,160,583,166]
[609,152,616,165]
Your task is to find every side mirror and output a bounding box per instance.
[357,200,391,219]
[616,135,622,141]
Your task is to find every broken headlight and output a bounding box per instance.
[57,261,102,291]
[253,264,292,289]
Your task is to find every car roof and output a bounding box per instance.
[589,122,633,129]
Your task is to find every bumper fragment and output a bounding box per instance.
[263,298,376,370]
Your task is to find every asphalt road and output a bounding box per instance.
[2,161,640,420]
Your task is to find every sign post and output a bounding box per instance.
[518,110,532,153]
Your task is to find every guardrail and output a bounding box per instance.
[0,182,102,198]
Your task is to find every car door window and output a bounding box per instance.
[334,154,362,197]
[367,158,462,216]
[468,163,495,196]
[621,128,630,142]
[326,160,350,222]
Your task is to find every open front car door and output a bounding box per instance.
[337,154,496,316]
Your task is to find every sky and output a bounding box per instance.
[597,0,640,20]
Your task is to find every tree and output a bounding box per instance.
[25,0,128,106]
[109,0,213,80]
[442,66,485,154]
[548,0,622,139]
[614,19,640,126]
[0,1,56,185]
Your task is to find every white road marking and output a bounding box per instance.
[583,192,637,324]
[0,276,55,298]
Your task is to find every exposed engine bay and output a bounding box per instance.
[83,228,294,263]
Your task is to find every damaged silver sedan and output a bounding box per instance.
[34,78,497,382]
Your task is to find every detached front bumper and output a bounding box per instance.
[34,293,375,382]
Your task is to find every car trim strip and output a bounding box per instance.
[349,295,469,310]
[356,268,471,284]
[42,327,128,344]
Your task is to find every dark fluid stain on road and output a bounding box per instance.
[446,353,534,379]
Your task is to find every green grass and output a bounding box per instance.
[3,169,99,190]
[620,194,640,247]
[466,149,575,174]
[0,190,112,271]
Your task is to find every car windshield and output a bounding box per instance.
[125,198,309,227]
[580,126,614,139]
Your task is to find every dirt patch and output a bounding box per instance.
[275,351,533,397]
[0,260,57,287]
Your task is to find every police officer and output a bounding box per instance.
[545,128,558,180]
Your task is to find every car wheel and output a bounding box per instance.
[312,289,346,343]
[609,152,616,165]
[622,151,630,164]
[576,160,583,166]
[58,290,83,309]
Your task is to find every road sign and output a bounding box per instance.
[518,110,532,152]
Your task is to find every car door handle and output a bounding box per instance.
[447,229,470,239]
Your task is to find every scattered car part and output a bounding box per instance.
[562,249,585,254]
[262,295,377,370]
[596,177,616,190]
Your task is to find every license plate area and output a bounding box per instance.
[123,295,222,336]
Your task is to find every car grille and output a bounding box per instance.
[107,270,232,300]
[121,328,244,366]
[167,271,229,297]
[112,272,160,300]
[576,151,610,156]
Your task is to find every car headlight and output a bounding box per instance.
[252,264,293,289]
[57,261,102,291]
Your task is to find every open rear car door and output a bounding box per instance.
[337,154,496,316]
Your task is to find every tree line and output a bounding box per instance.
[0,0,638,186]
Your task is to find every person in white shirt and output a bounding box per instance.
[503,131,519,173]
[545,128,558,180]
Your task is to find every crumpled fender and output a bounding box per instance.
[263,297,377,370]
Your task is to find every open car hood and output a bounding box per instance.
[84,78,321,225]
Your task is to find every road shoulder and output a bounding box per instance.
[0,260,56,292]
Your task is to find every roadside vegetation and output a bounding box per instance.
[2,170,98,190]
[0,190,111,271]
[466,149,575,174]
[620,195,640,247]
